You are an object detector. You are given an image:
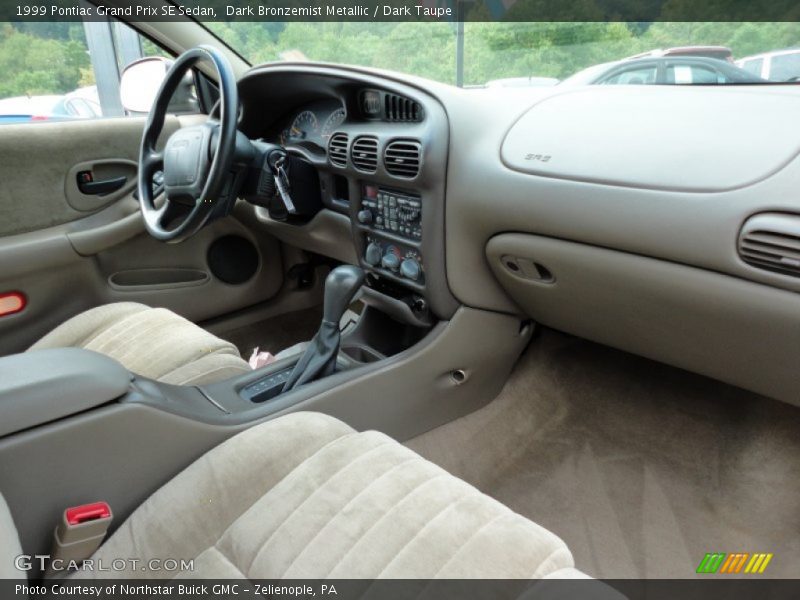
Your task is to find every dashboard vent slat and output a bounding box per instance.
[384,93,423,122]
[328,132,349,168]
[351,136,379,173]
[738,213,800,278]
[384,139,422,179]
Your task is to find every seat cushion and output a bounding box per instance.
[74,412,576,580]
[28,303,250,385]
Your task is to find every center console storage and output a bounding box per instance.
[0,348,131,438]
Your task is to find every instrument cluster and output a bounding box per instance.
[278,101,346,151]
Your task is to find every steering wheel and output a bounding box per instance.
[138,45,238,243]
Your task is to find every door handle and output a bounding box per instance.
[77,172,128,196]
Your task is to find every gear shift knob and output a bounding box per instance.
[323,265,365,324]
[282,264,365,392]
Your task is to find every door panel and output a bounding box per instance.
[0,117,285,355]
[93,216,283,323]
[0,118,161,236]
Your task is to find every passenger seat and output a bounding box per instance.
[2,412,592,580]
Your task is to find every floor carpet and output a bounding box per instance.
[407,329,800,578]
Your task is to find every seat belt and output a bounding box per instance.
[45,502,112,578]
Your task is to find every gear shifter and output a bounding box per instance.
[282,265,365,391]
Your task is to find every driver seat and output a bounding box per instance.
[28,302,251,385]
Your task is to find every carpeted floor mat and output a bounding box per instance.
[407,329,800,578]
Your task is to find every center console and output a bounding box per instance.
[236,68,459,325]
[327,87,458,326]
[359,186,424,284]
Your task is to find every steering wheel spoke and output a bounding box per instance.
[142,150,164,174]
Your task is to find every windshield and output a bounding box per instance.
[208,22,800,86]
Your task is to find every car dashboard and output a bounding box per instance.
[236,62,800,409]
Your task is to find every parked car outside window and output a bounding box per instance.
[736,48,800,81]
[561,56,765,86]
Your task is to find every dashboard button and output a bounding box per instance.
[381,252,400,271]
[365,243,382,267]
[400,259,421,281]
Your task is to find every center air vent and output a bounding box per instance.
[738,213,800,277]
[384,139,422,179]
[328,132,348,167]
[385,94,423,122]
[351,136,379,173]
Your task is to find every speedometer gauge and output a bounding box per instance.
[321,108,346,139]
[287,110,318,143]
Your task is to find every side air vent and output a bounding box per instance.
[384,139,422,179]
[738,213,800,277]
[328,132,349,167]
[385,94,423,122]
[351,136,379,173]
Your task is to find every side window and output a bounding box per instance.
[0,21,183,124]
[769,53,800,82]
[740,58,764,76]
[665,64,720,85]
[602,66,657,85]
[690,65,720,84]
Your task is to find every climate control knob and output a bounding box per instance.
[357,209,373,224]
[381,252,400,271]
[365,243,382,267]
[400,258,421,281]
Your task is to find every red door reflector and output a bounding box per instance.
[0,292,26,316]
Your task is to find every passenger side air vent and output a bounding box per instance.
[384,139,422,179]
[738,213,800,277]
[385,94,423,122]
[328,132,349,168]
[351,136,379,173]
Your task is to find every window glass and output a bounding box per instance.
[666,64,720,84]
[0,21,182,124]
[209,21,800,87]
[740,58,764,75]
[602,66,657,85]
[769,52,800,81]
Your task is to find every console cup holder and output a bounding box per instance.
[341,344,384,364]
[108,268,209,291]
